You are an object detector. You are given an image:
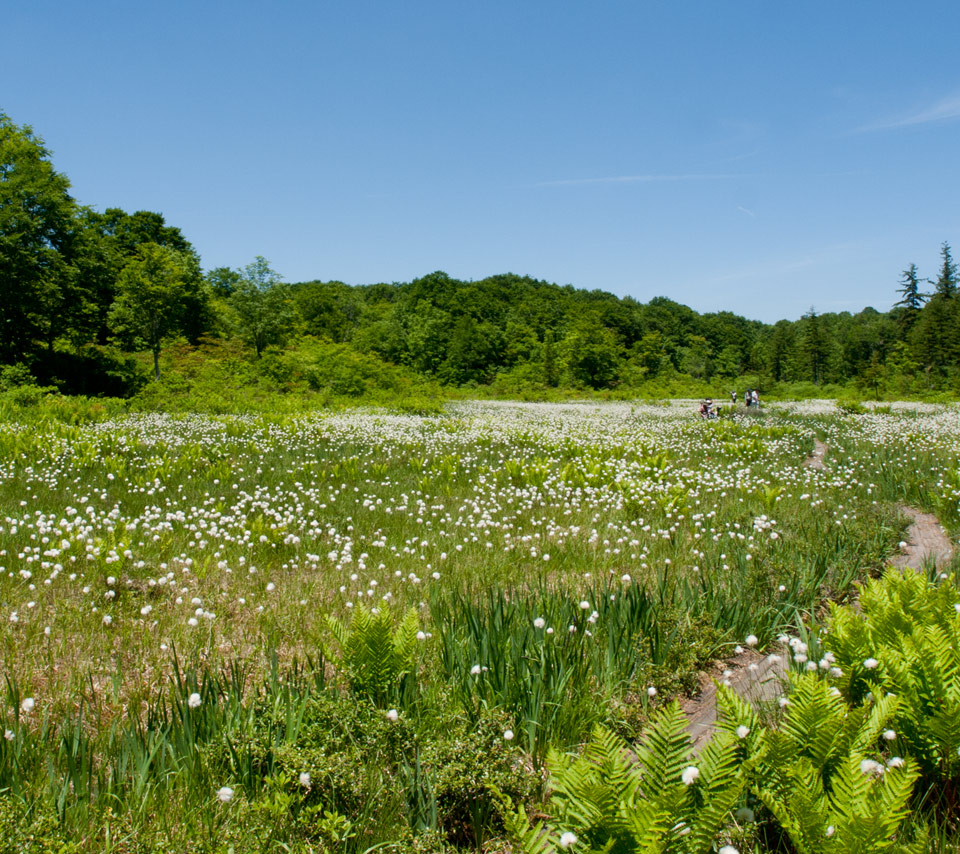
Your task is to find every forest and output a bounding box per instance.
[2,110,957,405]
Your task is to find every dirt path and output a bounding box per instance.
[683,649,785,751]
[891,505,955,570]
[681,442,954,750]
[803,438,828,470]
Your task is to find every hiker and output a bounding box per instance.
[731,390,737,405]
[752,389,760,408]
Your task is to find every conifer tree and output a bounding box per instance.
[895,264,926,312]
[934,242,957,298]
[894,263,926,334]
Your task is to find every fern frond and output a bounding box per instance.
[501,803,557,854]
[633,701,692,794]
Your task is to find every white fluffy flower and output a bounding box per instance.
[883,729,896,741]
[503,729,514,741]
[299,772,311,788]
[188,692,202,709]
[864,657,879,670]
[386,708,399,722]
[647,686,657,698]
[736,725,750,739]
[719,847,740,854]
[681,766,700,785]
[745,634,758,647]
[559,831,578,848]
[20,698,34,714]
[217,786,234,803]
[533,617,545,629]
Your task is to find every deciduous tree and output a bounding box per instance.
[0,112,82,359]
[229,257,295,358]
[109,243,196,379]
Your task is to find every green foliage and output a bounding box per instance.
[756,673,921,854]
[108,243,203,379]
[502,704,749,854]
[6,102,960,399]
[0,111,85,361]
[325,604,421,707]
[0,363,35,390]
[228,256,295,358]
[505,679,923,854]
[824,570,960,812]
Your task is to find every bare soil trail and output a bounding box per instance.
[681,441,955,750]
[891,505,955,571]
[803,439,828,470]
[683,650,784,751]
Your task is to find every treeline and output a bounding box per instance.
[2,109,958,401]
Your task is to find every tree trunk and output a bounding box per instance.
[153,347,161,380]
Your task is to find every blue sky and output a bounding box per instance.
[5,1,960,322]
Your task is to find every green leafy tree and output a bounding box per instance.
[403,301,452,375]
[635,331,668,375]
[83,207,208,343]
[229,256,295,358]
[108,243,196,379]
[0,111,84,359]
[439,315,503,385]
[206,266,241,296]
[503,320,539,367]
[680,334,713,379]
[542,328,559,387]
[560,319,621,388]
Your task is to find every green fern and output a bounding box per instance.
[325,604,420,706]
[756,673,921,854]
[825,569,960,796]
[504,702,747,854]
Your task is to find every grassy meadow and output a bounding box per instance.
[0,398,958,852]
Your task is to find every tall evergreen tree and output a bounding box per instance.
[895,263,926,311]
[799,308,830,384]
[894,263,927,335]
[934,242,957,298]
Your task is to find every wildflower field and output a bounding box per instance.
[0,398,958,853]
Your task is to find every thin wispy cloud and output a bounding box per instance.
[737,206,756,218]
[534,173,738,187]
[857,92,960,132]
